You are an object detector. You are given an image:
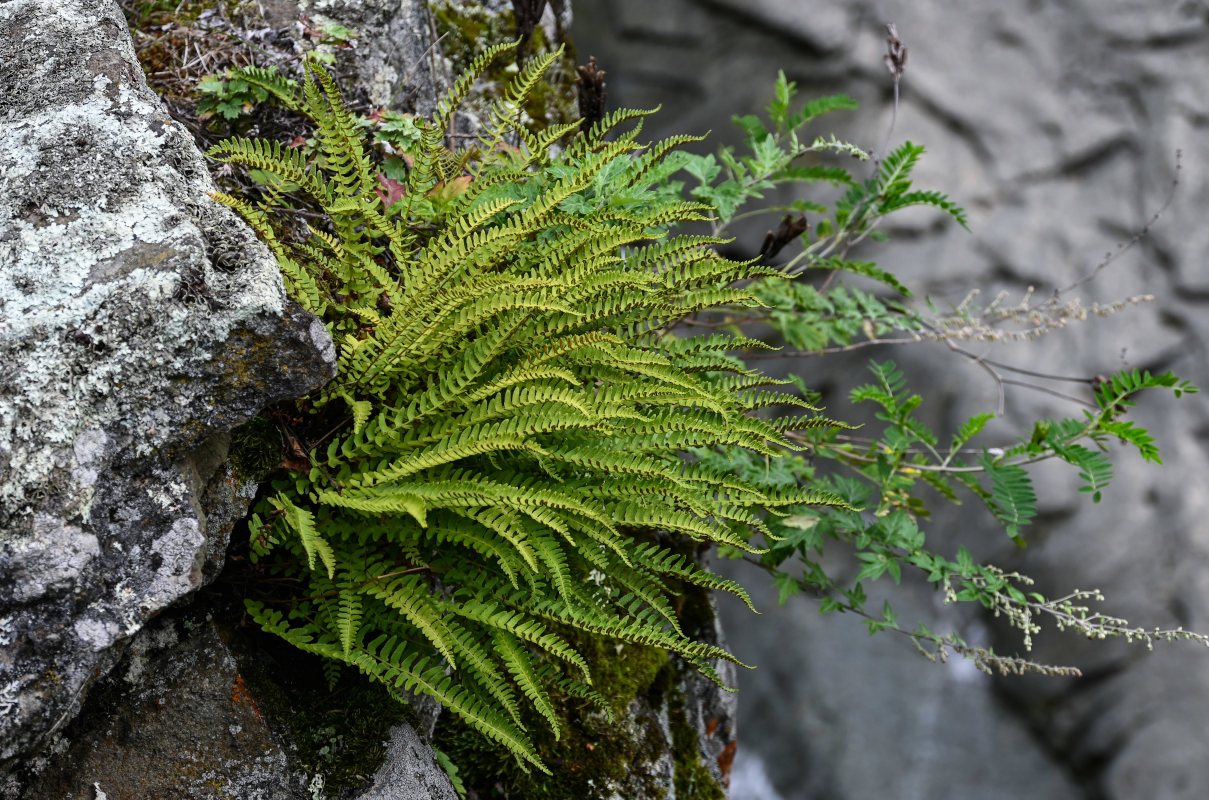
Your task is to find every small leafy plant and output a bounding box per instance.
[197,66,294,121]
[651,67,1204,672]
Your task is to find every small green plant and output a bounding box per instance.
[197,66,297,121]
[648,66,1206,674]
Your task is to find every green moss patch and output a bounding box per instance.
[433,629,672,800]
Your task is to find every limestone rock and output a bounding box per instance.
[0,0,336,771]
[357,724,460,800]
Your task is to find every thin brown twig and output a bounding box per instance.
[1057,149,1181,297]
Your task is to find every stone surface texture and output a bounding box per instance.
[357,724,460,800]
[574,1,1209,798]
[11,612,310,800]
[297,0,450,115]
[0,0,336,774]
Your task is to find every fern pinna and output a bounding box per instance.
[209,43,845,772]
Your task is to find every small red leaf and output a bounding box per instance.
[376,173,407,207]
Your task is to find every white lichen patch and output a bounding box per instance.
[73,616,122,652]
[7,514,100,603]
[0,0,338,769]
[0,79,289,512]
[148,518,207,601]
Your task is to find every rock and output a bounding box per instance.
[0,0,336,772]
[572,0,1209,797]
[4,598,461,800]
[715,559,1081,799]
[297,0,449,115]
[357,724,459,800]
[8,610,311,800]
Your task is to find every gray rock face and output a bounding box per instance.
[0,0,336,771]
[358,724,460,800]
[4,596,464,800]
[298,0,449,115]
[11,611,311,800]
[573,0,1209,798]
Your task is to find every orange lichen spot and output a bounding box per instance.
[231,674,264,722]
[705,718,718,738]
[716,740,737,786]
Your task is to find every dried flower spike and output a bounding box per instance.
[577,56,608,131]
[884,23,907,82]
[759,214,809,263]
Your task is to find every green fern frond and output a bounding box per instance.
[493,631,561,739]
[268,495,336,578]
[878,189,970,231]
[1052,442,1114,502]
[979,455,1038,542]
[226,64,301,110]
[337,587,362,656]
[875,141,926,197]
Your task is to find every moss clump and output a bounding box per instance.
[227,415,283,483]
[434,629,672,800]
[284,672,415,795]
[635,567,729,800]
[225,616,416,798]
[666,683,726,800]
[429,1,580,131]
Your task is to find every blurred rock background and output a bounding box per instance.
[572,2,1209,799]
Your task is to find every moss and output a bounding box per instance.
[433,629,672,800]
[281,672,414,796]
[434,559,729,800]
[222,615,416,799]
[637,571,728,800]
[666,685,726,800]
[227,415,283,483]
[429,1,580,132]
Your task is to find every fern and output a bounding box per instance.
[211,52,848,771]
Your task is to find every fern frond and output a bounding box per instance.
[1052,442,1114,503]
[337,587,363,656]
[219,47,850,771]
[979,455,1038,541]
[207,138,332,205]
[268,495,336,578]
[450,598,591,680]
[226,65,301,110]
[789,93,859,130]
[494,631,561,739]
[878,190,969,231]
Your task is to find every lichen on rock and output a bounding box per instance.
[0,0,335,771]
